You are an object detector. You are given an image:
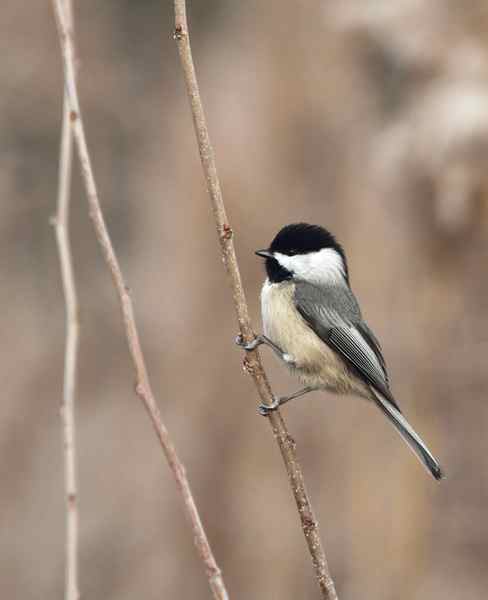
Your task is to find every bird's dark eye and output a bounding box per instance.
[287,249,297,256]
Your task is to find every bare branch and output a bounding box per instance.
[52,1,80,598]
[51,2,229,599]
[173,3,338,598]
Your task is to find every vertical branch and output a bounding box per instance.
[52,1,80,599]
[173,3,338,599]
[51,2,229,599]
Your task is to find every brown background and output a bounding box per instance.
[2,1,488,598]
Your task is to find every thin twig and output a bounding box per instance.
[52,1,79,598]
[173,3,338,598]
[51,2,229,599]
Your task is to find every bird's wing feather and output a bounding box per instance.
[294,281,399,410]
[355,321,389,385]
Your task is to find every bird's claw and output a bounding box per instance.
[235,333,259,351]
[258,397,281,416]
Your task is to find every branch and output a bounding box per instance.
[51,2,229,599]
[173,4,338,599]
[52,1,79,599]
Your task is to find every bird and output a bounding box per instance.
[238,223,444,480]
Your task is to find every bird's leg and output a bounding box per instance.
[258,386,316,416]
[235,333,295,365]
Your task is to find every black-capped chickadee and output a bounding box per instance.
[240,223,444,480]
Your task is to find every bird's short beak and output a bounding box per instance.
[255,249,273,259]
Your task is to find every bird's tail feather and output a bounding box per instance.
[371,389,445,481]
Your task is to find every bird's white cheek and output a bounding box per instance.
[275,249,345,284]
[273,252,295,274]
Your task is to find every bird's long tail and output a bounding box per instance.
[371,389,444,481]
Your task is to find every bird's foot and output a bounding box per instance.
[259,387,315,415]
[235,333,264,351]
[258,396,281,416]
[236,334,295,367]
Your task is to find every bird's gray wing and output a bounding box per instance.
[356,321,389,385]
[294,281,398,410]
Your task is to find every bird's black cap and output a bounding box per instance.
[256,223,348,283]
[268,223,345,258]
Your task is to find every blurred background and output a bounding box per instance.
[2,1,488,598]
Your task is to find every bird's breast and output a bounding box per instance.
[261,280,335,370]
[260,279,368,396]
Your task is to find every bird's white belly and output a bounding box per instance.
[261,279,369,396]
